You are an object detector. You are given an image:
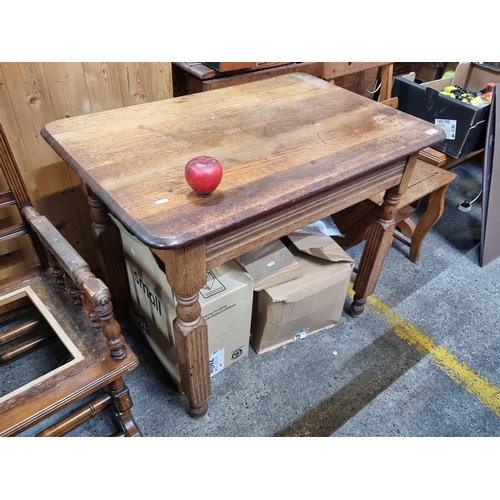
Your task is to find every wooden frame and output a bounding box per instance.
[0,286,84,403]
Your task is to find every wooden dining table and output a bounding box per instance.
[42,73,446,418]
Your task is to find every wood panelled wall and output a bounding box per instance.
[0,62,173,280]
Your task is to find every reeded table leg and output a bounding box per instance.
[159,241,211,419]
[351,153,418,316]
[351,186,400,316]
[87,189,131,320]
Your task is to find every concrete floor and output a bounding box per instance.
[7,156,500,438]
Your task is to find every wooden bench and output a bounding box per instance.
[332,160,457,263]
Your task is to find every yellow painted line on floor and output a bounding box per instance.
[348,283,500,416]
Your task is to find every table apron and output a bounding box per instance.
[205,159,407,269]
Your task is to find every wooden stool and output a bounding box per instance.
[333,160,457,263]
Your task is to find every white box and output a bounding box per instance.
[112,216,253,391]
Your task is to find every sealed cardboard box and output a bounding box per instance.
[112,216,253,391]
[250,244,354,354]
[392,62,500,158]
[236,239,303,291]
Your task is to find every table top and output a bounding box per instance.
[42,73,446,249]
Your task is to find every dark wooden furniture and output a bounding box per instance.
[203,62,290,73]
[41,73,446,419]
[322,62,395,103]
[333,160,457,263]
[172,62,391,102]
[173,62,323,96]
[0,123,141,437]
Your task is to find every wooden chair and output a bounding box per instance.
[0,123,142,437]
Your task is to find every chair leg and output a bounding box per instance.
[409,185,449,263]
[107,378,143,437]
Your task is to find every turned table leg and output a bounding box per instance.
[158,241,211,419]
[86,189,131,320]
[351,186,401,316]
[351,153,418,316]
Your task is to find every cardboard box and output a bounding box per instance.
[112,216,253,391]
[250,244,354,354]
[236,239,303,291]
[287,231,349,262]
[392,62,500,158]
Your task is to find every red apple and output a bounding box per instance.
[184,156,223,197]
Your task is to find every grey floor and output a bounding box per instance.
[6,157,500,438]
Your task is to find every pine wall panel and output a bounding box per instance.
[0,62,173,279]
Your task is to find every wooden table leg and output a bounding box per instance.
[86,189,131,321]
[351,153,418,316]
[409,184,450,263]
[351,186,400,316]
[158,241,211,419]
